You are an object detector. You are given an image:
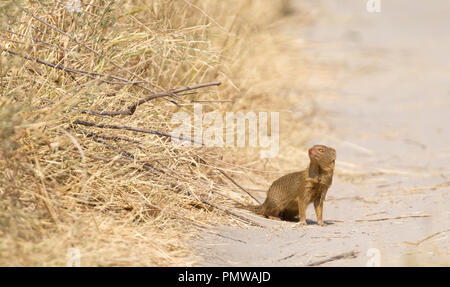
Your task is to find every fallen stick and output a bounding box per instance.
[403,229,450,246]
[216,168,261,204]
[186,190,264,227]
[327,195,377,204]
[211,232,247,244]
[82,81,221,116]
[72,120,201,145]
[191,100,232,103]
[355,214,432,222]
[195,155,261,205]
[278,253,297,262]
[306,250,359,266]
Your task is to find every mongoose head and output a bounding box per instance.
[308,145,336,170]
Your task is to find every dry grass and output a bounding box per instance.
[0,0,314,266]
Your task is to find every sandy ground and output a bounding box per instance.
[192,0,450,266]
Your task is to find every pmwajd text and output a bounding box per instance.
[178,271,271,284]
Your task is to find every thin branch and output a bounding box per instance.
[355,214,432,222]
[72,119,202,145]
[82,81,221,116]
[306,251,359,266]
[76,129,141,144]
[191,100,232,103]
[216,167,261,204]
[196,155,261,204]
[403,229,450,246]
[186,189,263,227]
[86,154,187,164]
[2,30,68,51]
[182,0,228,33]
[3,48,144,85]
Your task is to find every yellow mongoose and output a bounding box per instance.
[257,145,336,226]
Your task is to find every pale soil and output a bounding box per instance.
[192,0,450,266]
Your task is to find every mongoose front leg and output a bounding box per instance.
[314,192,326,226]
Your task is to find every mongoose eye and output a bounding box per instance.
[319,149,324,153]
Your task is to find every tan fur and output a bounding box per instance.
[254,145,336,226]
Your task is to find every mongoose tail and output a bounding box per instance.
[240,201,265,215]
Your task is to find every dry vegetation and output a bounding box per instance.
[0,0,314,266]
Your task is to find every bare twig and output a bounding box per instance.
[278,253,298,262]
[355,214,432,222]
[191,100,232,103]
[209,232,247,244]
[182,0,228,33]
[72,120,201,145]
[185,189,264,227]
[216,168,261,204]
[306,251,359,266]
[86,154,186,165]
[3,48,144,85]
[403,229,450,246]
[327,195,378,204]
[196,155,261,204]
[76,129,141,144]
[82,81,221,116]
[2,30,68,51]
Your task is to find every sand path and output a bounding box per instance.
[193,0,450,266]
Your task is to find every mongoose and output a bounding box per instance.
[255,145,336,226]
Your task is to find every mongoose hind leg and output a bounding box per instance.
[297,198,307,225]
[280,201,299,221]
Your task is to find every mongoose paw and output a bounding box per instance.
[293,221,307,228]
[318,221,326,227]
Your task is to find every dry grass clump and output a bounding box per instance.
[0,0,312,266]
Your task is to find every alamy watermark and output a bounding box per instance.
[366,248,381,266]
[66,0,81,13]
[170,104,279,158]
[366,0,381,13]
[66,248,81,267]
